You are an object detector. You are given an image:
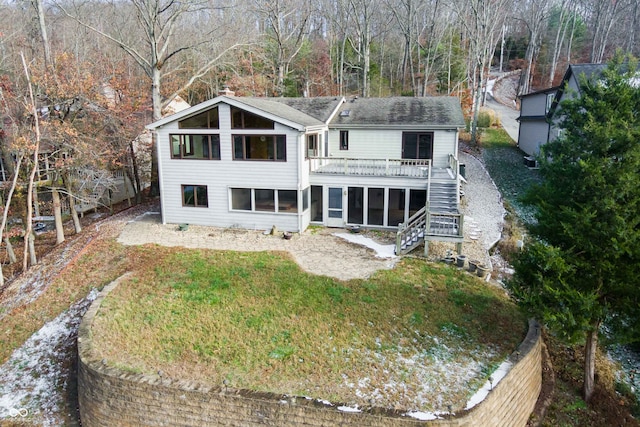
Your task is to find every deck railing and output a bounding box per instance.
[448,154,458,178]
[426,209,464,237]
[309,157,431,178]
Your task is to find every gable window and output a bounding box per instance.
[233,135,286,161]
[179,107,219,129]
[340,130,349,150]
[171,134,220,159]
[307,134,318,157]
[545,93,554,113]
[231,107,275,129]
[402,132,433,159]
[182,185,208,207]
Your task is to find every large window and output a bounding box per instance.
[231,188,251,210]
[231,107,275,129]
[402,132,433,159]
[348,187,364,224]
[233,135,286,161]
[388,188,406,226]
[255,189,275,211]
[367,187,384,226]
[340,130,349,150]
[311,186,323,222]
[182,185,208,207]
[231,188,298,213]
[409,189,427,217]
[171,134,220,159]
[179,107,219,129]
[278,190,298,212]
[302,187,310,211]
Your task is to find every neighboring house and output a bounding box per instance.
[146,93,466,254]
[0,92,189,216]
[517,63,607,160]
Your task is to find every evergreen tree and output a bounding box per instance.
[506,52,640,402]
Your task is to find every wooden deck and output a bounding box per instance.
[309,157,431,178]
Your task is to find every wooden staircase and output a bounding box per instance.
[396,163,464,255]
[395,203,464,255]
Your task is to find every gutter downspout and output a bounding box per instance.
[298,132,303,233]
[154,130,166,224]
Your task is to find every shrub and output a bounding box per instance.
[477,111,492,128]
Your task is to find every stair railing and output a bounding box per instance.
[395,203,429,255]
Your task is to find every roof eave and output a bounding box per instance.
[328,124,464,130]
[146,96,310,132]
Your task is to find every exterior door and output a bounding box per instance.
[402,132,433,159]
[327,187,344,227]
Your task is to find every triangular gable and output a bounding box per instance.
[147,96,324,132]
[547,63,607,118]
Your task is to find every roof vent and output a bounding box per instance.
[340,110,351,117]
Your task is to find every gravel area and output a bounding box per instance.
[459,151,506,267]
[115,151,507,279]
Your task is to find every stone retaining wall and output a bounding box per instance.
[78,278,541,426]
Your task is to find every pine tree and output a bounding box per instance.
[506,52,640,402]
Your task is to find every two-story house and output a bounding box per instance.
[517,63,607,160]
[146,93,466,254]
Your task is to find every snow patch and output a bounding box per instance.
[0,288,99,425]
[465,359,513,410]
[333,233,397,259]
[337,405,362,413]
[128,211,161,223]
[405,410,442,421]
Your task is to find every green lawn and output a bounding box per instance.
[92,246,527,412]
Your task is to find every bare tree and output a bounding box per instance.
[452,0,511,143]
[346,0,378,97]
[322,0,354,96]
[419,0,452,95]
[20,52,40,270]
[516,0,551,95]
[581,0,630,63]
[254,0,312,96]
[547,0,576,86]
[385,0,424,94]
[0,140,24,285]
[56,0,247,196]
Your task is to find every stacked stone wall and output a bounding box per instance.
[79,280,541,427]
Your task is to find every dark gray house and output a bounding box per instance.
[517,64,607,159]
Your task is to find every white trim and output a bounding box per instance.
[147,96,312,132]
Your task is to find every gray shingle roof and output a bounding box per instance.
[270,97,343,123]
[228,97,326,127]
[329,97,465,128]
[568,63,608,88]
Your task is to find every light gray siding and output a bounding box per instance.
[157,104,307,232]
[327,129,456,168]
